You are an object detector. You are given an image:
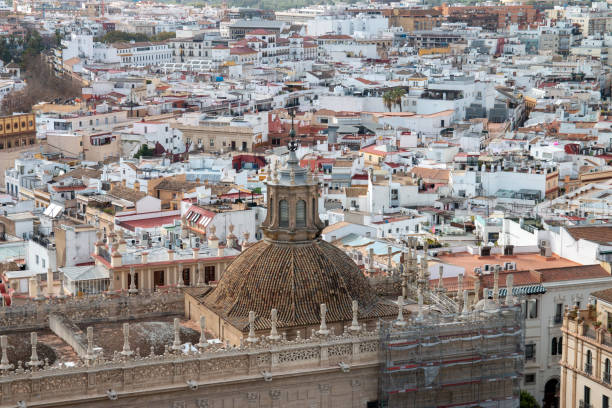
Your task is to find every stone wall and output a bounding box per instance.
[48,313,88,358]
[0,331,381,407]
[0,290,184,333]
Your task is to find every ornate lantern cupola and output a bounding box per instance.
[262,109,324,243]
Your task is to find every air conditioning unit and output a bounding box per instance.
[194,242,200,248]
[505,262,516,271]
[474,267,482,275]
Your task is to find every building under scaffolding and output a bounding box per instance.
[379,306,524,408]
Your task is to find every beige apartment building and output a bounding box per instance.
[561,289,612,408]
[46,131,121,162]
[172,118,254,153]
[0,113,41,185]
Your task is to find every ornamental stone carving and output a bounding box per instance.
[278,347,320,364]
[318,384,331,393]
[270,389,282,400]
[359,341,378,354]
[246,392,259,401]
[96,369,123,385]
[328,343,351,358]
[172,401,185,408]
[201,356,248,372]
[195,398,210,408]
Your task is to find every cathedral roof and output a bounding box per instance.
[197,239,396,331]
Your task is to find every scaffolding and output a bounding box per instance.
[379,306,524,408]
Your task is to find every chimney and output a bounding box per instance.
[111,248,122,267]
[117,237,126,253]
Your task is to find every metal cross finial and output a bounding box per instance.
[288,107,298,152]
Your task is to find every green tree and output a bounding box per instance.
[96,30,176,44]
[520,391,540,408]
[382,88,406,112]
[133,144,155,159]
[382,90,394,112]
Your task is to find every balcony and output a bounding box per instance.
[549,315,563,326]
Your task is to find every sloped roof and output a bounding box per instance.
[566,225,612,245]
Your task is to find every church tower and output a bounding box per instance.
[261,113,324,243]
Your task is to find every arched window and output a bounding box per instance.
[551,337,558,356]
[558,336,563,356]
[296,200,306,227]
[605,358,611,384]
[279,200,289,227]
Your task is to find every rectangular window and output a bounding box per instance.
[42,259,45,268]
[584,386,591,405]
[35,255,39,264]
[604,395,609,408]
[524,373,536,384]
[529,299,538,319]
[204,266,215,283]
[525,344,536,360]
[555,303,563,324]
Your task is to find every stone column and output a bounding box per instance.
[317,304,329,336]
[121,323,133,356]
[26,332,42,369]
[197,316,208,349]
[171,318,182,351]
[0,335,13,370]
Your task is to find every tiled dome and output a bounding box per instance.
[201,239,395,330]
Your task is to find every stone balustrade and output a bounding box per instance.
[0,327,380,406]
[0,290,184,333]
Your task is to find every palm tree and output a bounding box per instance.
[382,90,394,112]
[391,88,406,112]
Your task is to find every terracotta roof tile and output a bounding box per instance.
[566,225,612,245]
[199,239,396,331]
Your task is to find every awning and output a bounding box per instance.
[486,285,546,297]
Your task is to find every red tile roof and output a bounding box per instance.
[119,215,180,231]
